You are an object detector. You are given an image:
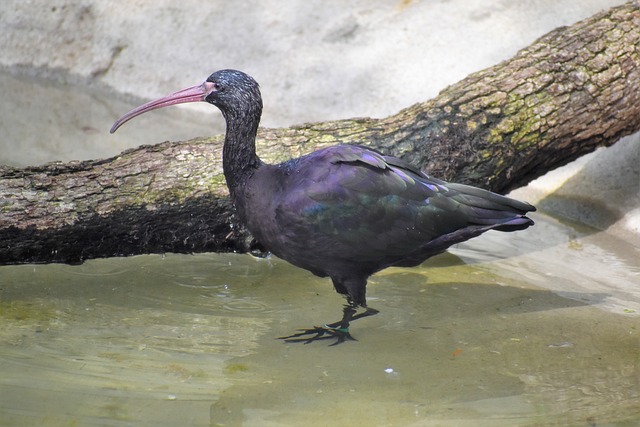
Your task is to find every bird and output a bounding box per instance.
[111,69,535,345]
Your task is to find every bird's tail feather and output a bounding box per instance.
[445,182,535,231]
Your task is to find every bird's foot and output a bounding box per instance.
[279,324,357,346]
[279,305,379,346]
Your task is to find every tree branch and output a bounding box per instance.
[1,2,639,264]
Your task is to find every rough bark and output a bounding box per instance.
[1,2,639,264]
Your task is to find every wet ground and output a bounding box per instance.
[1,71,639,426]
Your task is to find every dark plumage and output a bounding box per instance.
[111,69,535,344]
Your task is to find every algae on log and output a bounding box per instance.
[1,2,639,264]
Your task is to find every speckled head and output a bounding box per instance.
[204,69,263,121]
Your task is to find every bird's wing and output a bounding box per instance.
[274,145,533,263]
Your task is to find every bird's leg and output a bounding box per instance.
[279,298,379,346]
[324,299,380,331]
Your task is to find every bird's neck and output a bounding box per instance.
[222,111,263,197]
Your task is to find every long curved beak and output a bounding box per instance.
[110,81,216,133]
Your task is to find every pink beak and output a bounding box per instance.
[110,81,216,133]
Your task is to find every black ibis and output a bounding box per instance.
[111,69,535,344]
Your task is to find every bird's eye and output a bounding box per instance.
[213,82,223,91]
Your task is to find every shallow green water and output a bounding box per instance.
[1,211,639,426]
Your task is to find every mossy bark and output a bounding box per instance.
[1,2,639,264]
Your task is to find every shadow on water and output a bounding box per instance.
[211,282,637,427]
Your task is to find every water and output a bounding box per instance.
[1,212,639,427]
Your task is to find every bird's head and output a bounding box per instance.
[110,69,262,133]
